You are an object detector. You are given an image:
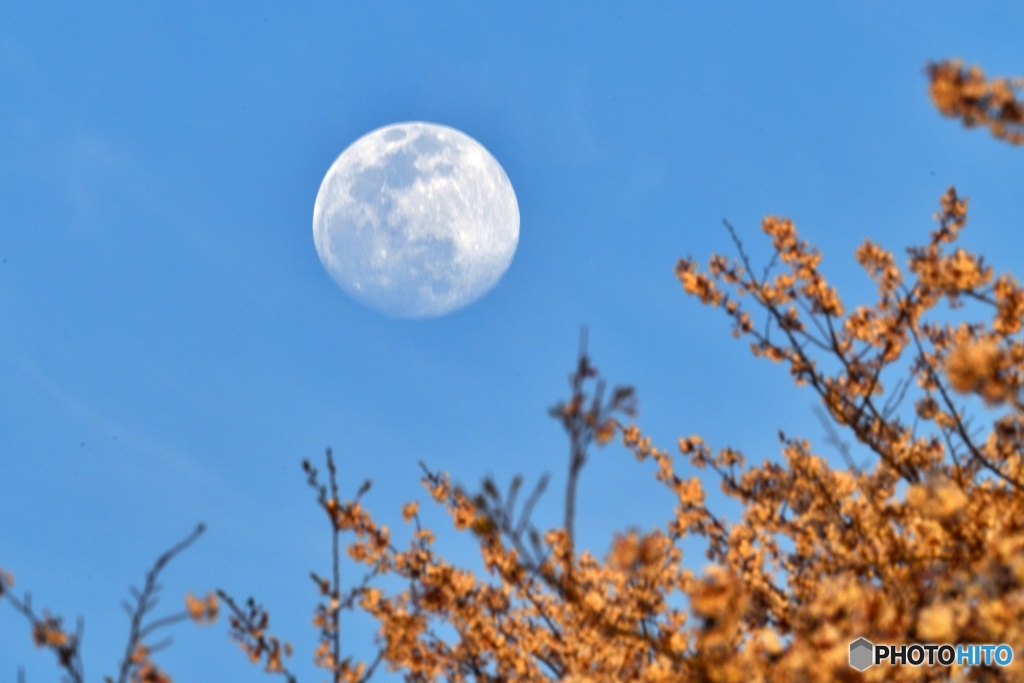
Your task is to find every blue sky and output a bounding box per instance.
[2,3,1023,681]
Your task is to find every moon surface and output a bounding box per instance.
[313,122,520,318]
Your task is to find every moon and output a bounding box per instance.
[313,122,520,318]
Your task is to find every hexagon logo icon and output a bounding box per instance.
[849,638,874,671]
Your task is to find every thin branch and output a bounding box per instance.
[116,523,206,683]
[813,405,861,475]
[218,592,299,683]
[326,449,344,683]
[907,322,1024,492]
[3,590,84,683]
[563,326,591,545]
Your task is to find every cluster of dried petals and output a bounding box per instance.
[31,614,69,648]
[856,240,903,296]
[928,59,1024,144]
[184,591,219,624]
[995,274,1024,335]
[946,338,1007,403]
[675,258,722,306]
[221,594,295,677]
[660,182,1024,679]
[129,645,173,683]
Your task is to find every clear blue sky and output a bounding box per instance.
[2,3,1023,681]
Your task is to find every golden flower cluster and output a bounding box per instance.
[2,578,82,677]
[208,60,1024,683]
[185,591,220,624]
[928,59,1024,145]
[220,592,297,680]
[211,186,1019,682]
[128,645,173,683]
[666,183,1024,680]
[32,613,70,649]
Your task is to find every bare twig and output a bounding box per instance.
[2,590,84,683]
[2,525,204,683]
[813,405,862,475]
[304,449,378,682]
[115,524,206,683]
[218,592,298,683]
[549,327,636,547]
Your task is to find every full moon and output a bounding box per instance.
[313,122,520,318]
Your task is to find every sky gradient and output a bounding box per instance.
[2,3,1024,681]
